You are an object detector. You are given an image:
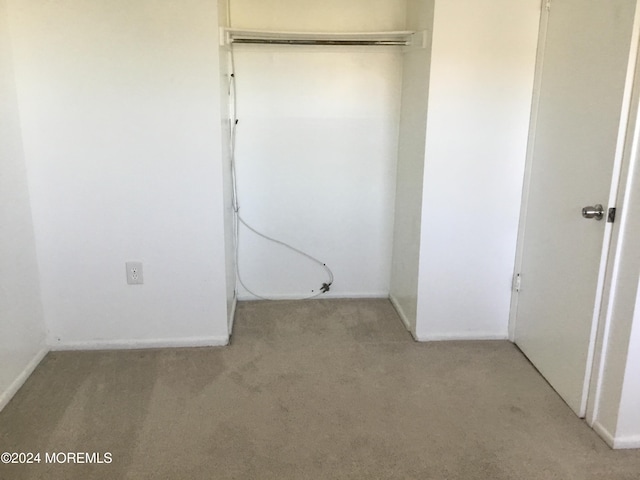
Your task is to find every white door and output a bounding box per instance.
[513,0,637,416]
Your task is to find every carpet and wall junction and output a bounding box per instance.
[1,299,639,479]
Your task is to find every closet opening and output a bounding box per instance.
[222,0,425,304]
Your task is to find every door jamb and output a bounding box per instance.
[507,2,550,341]
[586,1,640,426]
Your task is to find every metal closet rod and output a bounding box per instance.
[231,38,409,46]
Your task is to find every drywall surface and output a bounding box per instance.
[229,0,404,299]
[389,0,435,333]
[7,0,230,347]
[0,0,46,409]
[415,0,540,339]
[230,0,407,32]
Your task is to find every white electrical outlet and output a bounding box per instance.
[126,262,143,285]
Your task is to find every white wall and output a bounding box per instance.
[7,0,231,348]
[415,0,540,340]
[229,0,405,299]
[389,0,435,334]
[0,0,47,410]
[230,0,407,32]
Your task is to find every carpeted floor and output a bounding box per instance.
[1,299,639,479]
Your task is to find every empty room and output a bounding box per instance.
[1,0,640,478]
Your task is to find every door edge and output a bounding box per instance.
[508,3,549,342]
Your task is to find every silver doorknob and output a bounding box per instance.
[582,204,604,220]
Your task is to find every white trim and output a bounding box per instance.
[228,295,238,336]
[389,298,510,342]
[414,332,509,342]
[508,4,548,341]
[587,4,640,425]
[589,421,640,450]
[49,336,229,351]
[583,0,640,419]
[389,294,412,333]
[593,421,617,448]
[588,122,640,423]
[614,435,640,450]
[0,346,48,412]
[236,291,389,301]
[592,421,640,450]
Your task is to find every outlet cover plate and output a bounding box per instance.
[126,261,143,285]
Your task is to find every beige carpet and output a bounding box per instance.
[1,299,639,479]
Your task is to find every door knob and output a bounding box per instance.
[582,204,604,220]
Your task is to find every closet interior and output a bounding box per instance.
[219,0,539,340]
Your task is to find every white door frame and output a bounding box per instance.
[586,2,640,428]
[508,0,640,418]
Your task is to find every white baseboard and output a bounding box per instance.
[49,335,229,351]
[387,295,509,342]
[613,434,640,449]
[236,291,389,301]
[413,332,510,342]
[388,294,413,333]
[0,346,48,412]
[592,421,616,448]
[594,421,640,449]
